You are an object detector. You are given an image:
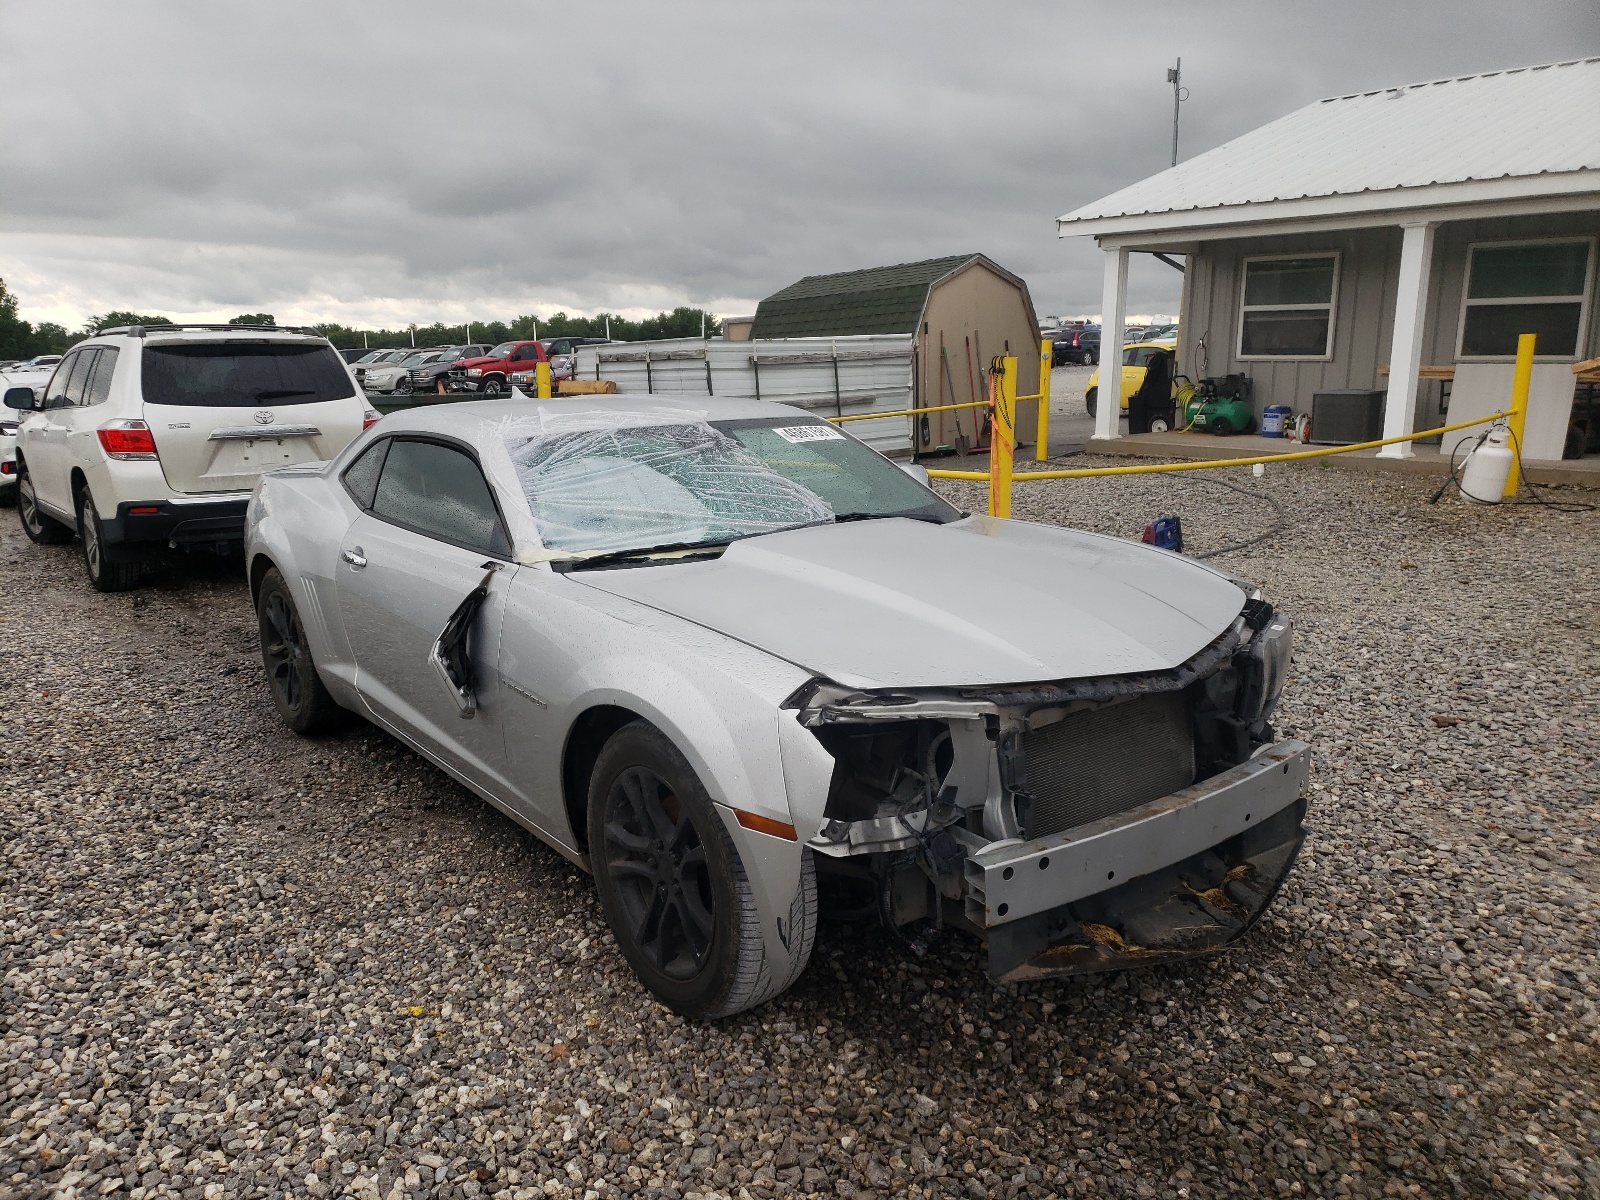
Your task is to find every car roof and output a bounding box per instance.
[378,393,819,443]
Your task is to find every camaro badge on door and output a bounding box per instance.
[254,410,275,425]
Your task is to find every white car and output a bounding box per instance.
[363,349,443,395]
[0,367,52,502]
[5,324,377,591]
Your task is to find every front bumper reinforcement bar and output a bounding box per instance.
[964,740,1311,981]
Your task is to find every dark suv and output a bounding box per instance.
[1052,325,1100,366]
[407,345,491,395]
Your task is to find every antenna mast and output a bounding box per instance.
[1167,58,1188,167]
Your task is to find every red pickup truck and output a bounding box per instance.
[444,340,548,395]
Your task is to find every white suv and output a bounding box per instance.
[4,323,377,591]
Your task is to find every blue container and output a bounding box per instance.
[1261,404,1293,437]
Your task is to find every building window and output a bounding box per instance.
[1236,254,1339,359]
[1457,239,1593,359]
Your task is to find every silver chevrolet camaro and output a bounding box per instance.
[244,394,1307,1018]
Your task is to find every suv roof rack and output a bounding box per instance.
[97,323,324,339]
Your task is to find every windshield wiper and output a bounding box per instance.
[255,389,317,399]
[833,511,947,524]
[556,537,735,572]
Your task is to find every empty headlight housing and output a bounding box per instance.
[1237,609,1292,730]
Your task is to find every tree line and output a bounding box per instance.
[0,277,723,359]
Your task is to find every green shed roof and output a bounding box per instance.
[749,255,982,339]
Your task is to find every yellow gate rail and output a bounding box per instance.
[926,409,1509,482]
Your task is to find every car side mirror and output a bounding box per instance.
[4,386,38,411]
[899,463,932,486]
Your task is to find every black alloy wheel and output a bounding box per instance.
[256,567,342,734]
[588,720,804,1019]
[603,764,716,981]
[16,457,72,544]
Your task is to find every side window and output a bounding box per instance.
[44,350,83,409]
[64,349,99,406]
[1458,239,1593,359]
[1236,254,1339,359]
[370,439,510,556]
[84,347,119,406]
[513,344,540,361]
[341,437,389,509]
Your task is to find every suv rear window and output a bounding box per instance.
[141,343,356,407]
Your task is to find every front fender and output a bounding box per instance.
[530,579,820,977]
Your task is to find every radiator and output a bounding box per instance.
[1022,692,1195,838]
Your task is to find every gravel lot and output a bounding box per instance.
[3,461,1598,1200]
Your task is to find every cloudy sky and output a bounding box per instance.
[3,0,1595,330]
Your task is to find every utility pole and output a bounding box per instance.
[1167,58,1187,168]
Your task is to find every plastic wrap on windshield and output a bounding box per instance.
[478,409,833,560]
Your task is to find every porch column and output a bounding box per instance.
[1094,245,1129,441]
[1376,221,1437,459]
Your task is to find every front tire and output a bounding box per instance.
[17,458,73,544]
[77,486,141,592]
[482,375,508,397]
[589,720,815,1019]
[1085,388,1097,418]
[256,567,343,734]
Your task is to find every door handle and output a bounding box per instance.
[341,548,367,568]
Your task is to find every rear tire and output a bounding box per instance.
[77,486,141,592]
[1085,388,1097,418]
[0,483,14,509]
[256,566,343,734]
[589,720,815,1019]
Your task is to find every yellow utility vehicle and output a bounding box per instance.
[1085,339,1179,417]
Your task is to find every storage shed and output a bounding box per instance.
[751,255,1042,453]
[1057,58,1600,463]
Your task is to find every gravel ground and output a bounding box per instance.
[3,462,1598,1200]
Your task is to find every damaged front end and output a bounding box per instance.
[784,597,1307,981]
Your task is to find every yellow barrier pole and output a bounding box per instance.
[1036,341,1052,461]
[988,356,1017,517]
[536,361,552,399]
[927,409,1509,481]
[1503,333,1535,499]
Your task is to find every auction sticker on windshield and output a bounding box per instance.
[773,424,845,443]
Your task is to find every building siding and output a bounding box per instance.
[914,261,1041,451]
[1176,227,1402,416]
[1177,211,1600,431]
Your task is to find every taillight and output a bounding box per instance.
[362,411,380,430]
[97,420,159,460]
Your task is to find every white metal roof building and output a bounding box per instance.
[1059,58,1600,460]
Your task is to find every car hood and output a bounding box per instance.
[454,355,515,371]
[573,516,1247,689]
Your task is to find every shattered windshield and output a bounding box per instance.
[713,417,959,525]
[492,411,834,558]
